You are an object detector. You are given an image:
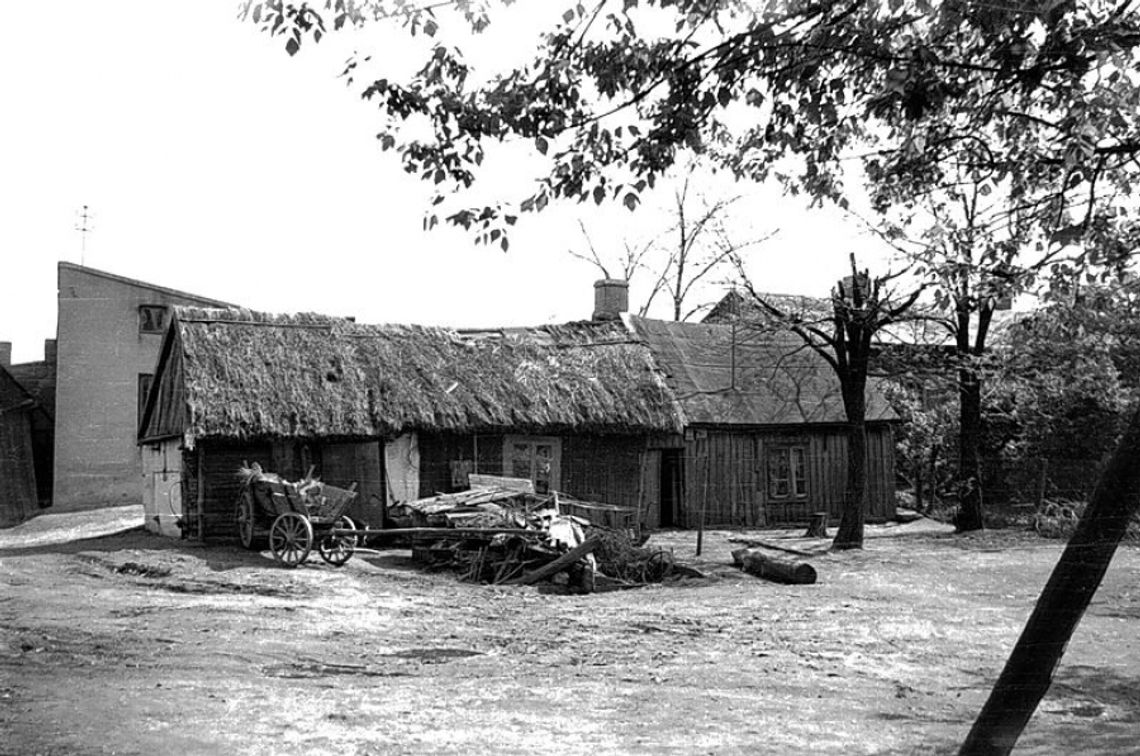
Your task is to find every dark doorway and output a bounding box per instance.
[660,450,682,527]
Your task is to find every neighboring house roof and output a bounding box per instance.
[6,359,55,421]
[704,289,1023,347]
[139,307,682,445]
[58,262,236,308]
[628,316,897,426]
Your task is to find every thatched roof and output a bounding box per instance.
[629,316,897,426]
[140,308,682,444]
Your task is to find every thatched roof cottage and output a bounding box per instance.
[139,306,897,540]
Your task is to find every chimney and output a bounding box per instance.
[592,279,629,321]
[0,342,10,367]
[44,339,58,365]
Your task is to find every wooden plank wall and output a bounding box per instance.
[680,425,897,527]
[0,410,36,527]
[640,449,662,530]
[683,431,764,528]
[416,432,645,511]
[560,435,644,510]
[799,426,896,524]
[190,439,395,541]
[321,441,385,528]
[416,432,505,497]
[197,443,271,542]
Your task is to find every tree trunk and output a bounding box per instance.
[960,404,1140,755]
[957,366,985,532]
[833,383,867,550]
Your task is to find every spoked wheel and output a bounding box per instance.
[236,489,263,550]
[269,512,313,568]
[318,516,358,567]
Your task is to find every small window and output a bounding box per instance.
[139,305,168,334]
[503,436,561,494]
[767,447,807,499]
[138,373,154,430]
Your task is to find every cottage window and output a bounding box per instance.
[767,446,807,499]
[503,436,561,494]
[139,305,168,334]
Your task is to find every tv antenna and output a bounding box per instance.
[75,205,95,266]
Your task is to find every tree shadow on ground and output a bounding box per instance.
[1024,664,1140,754]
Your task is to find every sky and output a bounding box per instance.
[0,1,894,364]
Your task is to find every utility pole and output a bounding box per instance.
[75,205,94,266]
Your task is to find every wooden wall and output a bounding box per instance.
[560,435,644,510]
[0,408,37,527]
[184,442,271,542]
[682,431,764,528]
[186,439,386,542]
[681,424,896,527]
[416,432,645,510]
[417,432,504,497]
[320,441,385,528]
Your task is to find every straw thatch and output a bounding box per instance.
[141,307,683,444]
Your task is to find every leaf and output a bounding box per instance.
[424,19,438,36]
[563,9,575,23]
[593,185,605,205]
[623,192,639,211]
[285,36,300,56]
[536,136,549,155]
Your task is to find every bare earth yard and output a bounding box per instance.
[2,507,1139,755]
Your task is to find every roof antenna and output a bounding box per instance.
[75,205,95,266]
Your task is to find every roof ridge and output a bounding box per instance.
[59,262,235,308]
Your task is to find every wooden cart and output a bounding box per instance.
[235,474,359,568]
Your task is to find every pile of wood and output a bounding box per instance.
[388,478,690,592]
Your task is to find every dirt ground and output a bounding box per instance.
[2,507,1139,755]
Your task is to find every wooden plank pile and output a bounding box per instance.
[387,480,692,592]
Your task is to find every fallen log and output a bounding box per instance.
[731,547,817,585]
[508,537,600,586]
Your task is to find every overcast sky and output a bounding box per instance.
[0,1,893,363]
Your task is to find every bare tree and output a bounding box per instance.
[734,254,922,549]
[571,167,777,321]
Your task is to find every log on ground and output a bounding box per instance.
[731,547,817,585]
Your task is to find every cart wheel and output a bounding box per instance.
[236,489,264,550]
[269,512,313,568]
[318,516,358,567]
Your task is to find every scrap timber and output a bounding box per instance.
[385,485,694,592]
